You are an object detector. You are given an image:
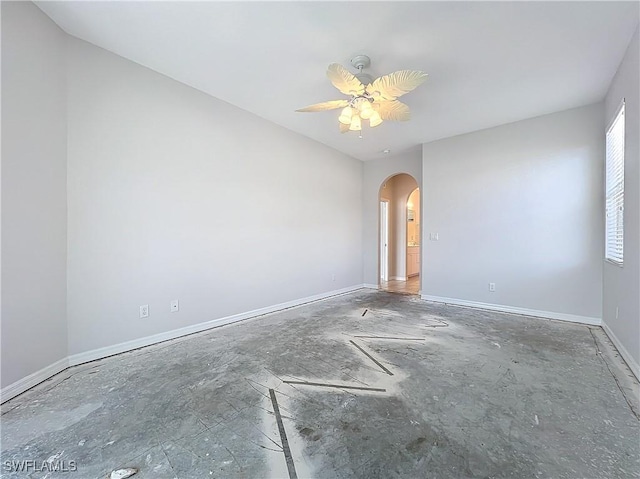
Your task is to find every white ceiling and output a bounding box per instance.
[36,1,638,161]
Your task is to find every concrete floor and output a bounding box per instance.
[1,290,639,478]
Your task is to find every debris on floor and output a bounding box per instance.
[109,467,138,479]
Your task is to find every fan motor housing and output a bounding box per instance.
[351,55,373,85]
[355,72,373,85]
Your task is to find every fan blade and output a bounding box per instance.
[366,70,428,101]
[375,100,411,121]
[327,63,365,96]
[296,100,349,112]
[339,122,350,134]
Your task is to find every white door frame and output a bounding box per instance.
[380,200,389,282]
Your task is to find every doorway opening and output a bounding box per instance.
[378,174,420,295]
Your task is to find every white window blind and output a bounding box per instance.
[605,102,625,265]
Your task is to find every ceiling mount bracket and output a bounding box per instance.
[350,55,371,72]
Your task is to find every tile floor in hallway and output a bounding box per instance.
[379,275,420,295]
[1,290,639,478]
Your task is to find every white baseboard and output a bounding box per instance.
[421,294,601,326]
[1,358,69,404]
[2,284,365,403]
[68,284,365,367]
[602,322,640,381]
[2,288,615,403]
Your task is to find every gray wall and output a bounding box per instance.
[1,2,363,393]
[603,26,639,376]
[421,104,604,322]
[362,150,421,287]
[65,37,363,355]
[1,2,68,388]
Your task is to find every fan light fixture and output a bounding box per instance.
[349,114,362,131]
[296,55,428,135]
[338,107,352,125]
[369,111,383,128]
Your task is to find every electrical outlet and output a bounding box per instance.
[332,274,336,281]
[489,283,496,292]
[170,300,179,313]
[139,304,149,318]
[615,306,619,319]
[430,233,439,241]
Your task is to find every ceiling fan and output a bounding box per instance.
[296,55,427,134]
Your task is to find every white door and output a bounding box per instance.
[380,201,389,282]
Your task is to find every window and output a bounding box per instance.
[605,101,625,265]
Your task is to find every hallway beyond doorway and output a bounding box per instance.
[380,275,419,295]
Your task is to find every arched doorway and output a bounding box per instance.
[378,174,420,295]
